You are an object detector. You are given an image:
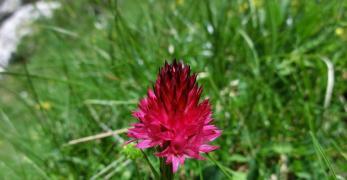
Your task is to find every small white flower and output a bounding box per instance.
[168,44,175,54]
[207,24,214,34]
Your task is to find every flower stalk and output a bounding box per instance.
[160,157,173,180]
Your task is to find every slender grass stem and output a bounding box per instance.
[141,150,159,179]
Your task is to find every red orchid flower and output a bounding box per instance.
[128,60,221,172]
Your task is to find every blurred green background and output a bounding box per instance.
[0,0,346,179]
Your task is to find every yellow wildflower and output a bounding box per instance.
[291,0,299,7]
[335,27,344,37]
[252,0,263,8]
[35,101,52,110]
[176,0,184,6]
[342,71,347,80]
[239,2,248,13]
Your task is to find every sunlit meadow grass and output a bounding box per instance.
[0,0,346,179]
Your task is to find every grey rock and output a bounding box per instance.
[0,1,60,72]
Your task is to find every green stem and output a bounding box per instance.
[160,158,173,180]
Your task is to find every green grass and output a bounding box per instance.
[0,0,347,179]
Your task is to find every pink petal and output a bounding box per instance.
[206,131,221,141]
[128,130,149,139]
[203,125,218,131]
[148,89,156,98]
[184,149,205,160]
[178,155,185,165]
[139,98,149,107]
[136,140,155,149]
[132,111,145,119]
[171,156,180,172]
[157,131,174,140]
[202,125,222,141]
[199,144,219,153]
[127,125,149,139]
[155,147,170,157]
[166,155,173,164]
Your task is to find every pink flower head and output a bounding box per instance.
[128,60,221,172]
